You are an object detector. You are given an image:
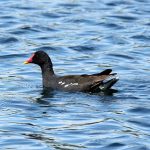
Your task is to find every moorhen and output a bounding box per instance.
[24,51,118,93]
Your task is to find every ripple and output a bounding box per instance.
[34,25,57,32]
[128,107,150,114]
[106,142,125,148]
[68,18,97,25]
[19,25,40,32]
[33,46,57,51]
[106,36,129,45]
[11,6,39,10]
[10,25,41,35]
[135,0,149,2]
[106,1,131,6]
[131,35,150,42]
[0,36,18,44]
[107,53,134,60]
[0,15,16,20]
[128,119,150,128]
[58,3,81,8]
[42,12,65,19]
[69,45,97,53]
[124,145,149,150]
[99,22,124,30]
[109,15,138,21]
[0,53,27,59]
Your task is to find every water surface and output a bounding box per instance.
[0,0,150,149]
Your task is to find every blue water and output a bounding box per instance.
[0,0,150,149]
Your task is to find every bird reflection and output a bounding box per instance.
[35,88,54,105]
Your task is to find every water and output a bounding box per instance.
[0,0,150,149]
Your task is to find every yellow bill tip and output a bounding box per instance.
[24,61,29,64]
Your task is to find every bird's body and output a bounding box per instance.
[24,51,118,93]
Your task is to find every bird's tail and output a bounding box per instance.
[99,76,119,91]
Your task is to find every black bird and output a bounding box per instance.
[24,51,118,93]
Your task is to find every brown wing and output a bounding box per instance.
[57,70,115,92]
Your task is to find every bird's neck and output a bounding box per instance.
[40,63,55,88]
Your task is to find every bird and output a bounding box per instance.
[24,50,118,93]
